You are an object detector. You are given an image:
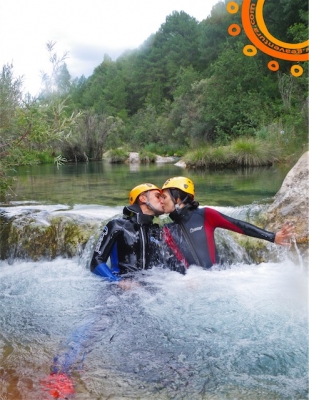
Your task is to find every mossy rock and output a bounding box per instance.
[0,213,101,261]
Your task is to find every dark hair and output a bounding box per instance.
[170,189,199,209]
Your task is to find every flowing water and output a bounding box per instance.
[0,162,308,399]
[0,256,307,399]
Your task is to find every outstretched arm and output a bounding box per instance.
[274,222,295,246]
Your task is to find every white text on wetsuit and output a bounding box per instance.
[190,226,203,233]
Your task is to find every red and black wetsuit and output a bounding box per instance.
[163,205,275,272]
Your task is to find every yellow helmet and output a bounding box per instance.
[162,176,195,197]
[129,183,161,205]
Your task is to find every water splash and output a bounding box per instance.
[0,258,307,399]
[291,236,305,270]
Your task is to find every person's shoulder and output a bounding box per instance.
[107,213,132,227]
[194,206,208,214]
[195,206,218,218]
[123,203,142,217]
[203,206,215,212]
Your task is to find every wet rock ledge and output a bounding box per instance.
[0,205,121,262]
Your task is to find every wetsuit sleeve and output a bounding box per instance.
[205,208,276,242]
[110,242,120,273]
[90,220,123,280]
[92,263,122,281]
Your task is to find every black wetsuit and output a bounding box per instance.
[90,204,162,276]
[163,205,275,272]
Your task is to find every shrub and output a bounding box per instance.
[108,148,129,163]
[144,143,187,157]
[139,150,156,163]
[184,146,233,168]
[229,138,279,166]
[183,138,282,168]
[37,151,55,164]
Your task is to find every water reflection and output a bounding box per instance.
[7,161,290,207]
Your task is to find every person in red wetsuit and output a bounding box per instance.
[161,176,295,272]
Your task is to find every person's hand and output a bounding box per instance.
[117,280,140,290]
[274,222,295,246]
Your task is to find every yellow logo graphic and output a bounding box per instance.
[227,0,309,77]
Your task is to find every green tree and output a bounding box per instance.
[263,0,308,42]
[0,44,81,195]
[79,54,127,116]
[198,0,242,71]
[61,111,125,161]
[0,64,23,138]
[170,42,280,146]
[199,43,277,143]
[144,11,200,103]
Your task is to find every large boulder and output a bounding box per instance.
[263,151,309,256]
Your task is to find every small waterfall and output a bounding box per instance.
[1,202,301,268]
[0,203,123,262]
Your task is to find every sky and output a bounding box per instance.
[0,0,221,96]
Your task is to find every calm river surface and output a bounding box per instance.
[7,161,290,206]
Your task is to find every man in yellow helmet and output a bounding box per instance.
[161,176,295,272]
[90,183,164,281]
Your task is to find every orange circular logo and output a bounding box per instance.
[227,0,309,76]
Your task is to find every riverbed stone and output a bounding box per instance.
[262,151,309,259]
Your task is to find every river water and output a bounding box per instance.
[0,162,308,399]
[6,161,290,206]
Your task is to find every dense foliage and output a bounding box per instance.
[1,0,308,193]
[54,0,309,157]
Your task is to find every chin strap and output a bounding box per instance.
[168,189,188,213]
[144,191,164,216]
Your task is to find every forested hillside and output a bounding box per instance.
[1,0,308,192]
[61,0,307,159]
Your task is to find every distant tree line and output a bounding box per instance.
[1,0,308,192]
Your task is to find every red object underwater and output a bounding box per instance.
[41,373,75,399]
